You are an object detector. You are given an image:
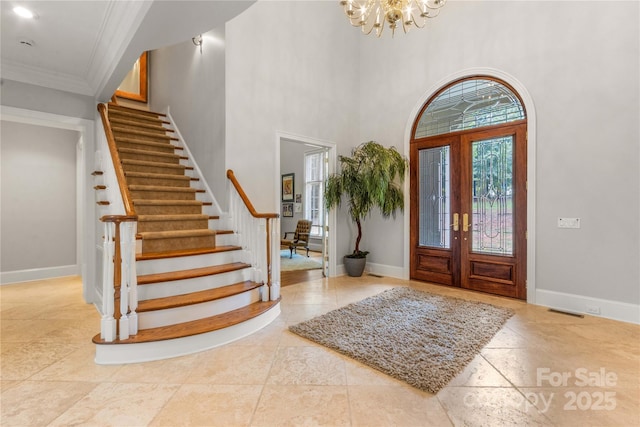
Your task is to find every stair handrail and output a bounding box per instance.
[97,103,135,216]
[226,170,279,219]
[226,170,280,300]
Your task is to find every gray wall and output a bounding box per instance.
[150,27,227,208]
[0,80,95,120]
[224,1,638,309]
[1,121,78,272]
[355,1,639,304]
[279,141,307,237]
[226,1,360,260]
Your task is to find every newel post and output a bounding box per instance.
[100,215,137,342]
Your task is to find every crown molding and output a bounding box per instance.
[86,0,153,96]
[0,60,94,96]
[0,1,151,97]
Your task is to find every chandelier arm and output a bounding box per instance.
[412,11,426,29]
[341,0,446,37]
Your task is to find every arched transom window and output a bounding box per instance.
[414,78,526,139]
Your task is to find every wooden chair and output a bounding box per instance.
[281,219,312,258]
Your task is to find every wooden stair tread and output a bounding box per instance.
[133,199,203,206]
[138,281,261,312]
[125,171,191,181]
[138,214,211,221]
[115,137,182,150]
[93,298,280,345]
[138,262,250,285]
[109,117,174,132]
[138,229,215,239]
[122,159,187,170]
[118,147,181,160]
[109,112,164,125]
[111,126,177,141]
[129,185,197,193]
[137,245,240,261]
[108,103,167,117]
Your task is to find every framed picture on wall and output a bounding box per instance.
[282,203,294,217]
[281,173,294,201]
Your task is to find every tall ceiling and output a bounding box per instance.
[0,1,255,99]
[1,1,150,96]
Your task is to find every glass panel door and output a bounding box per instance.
[411,136,460,287]
[459,124,527,299]
[471,136,514,256]
[419,146,451,248]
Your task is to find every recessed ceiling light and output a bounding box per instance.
[13,6,35,19]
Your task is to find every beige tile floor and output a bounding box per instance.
[1,275,639,426]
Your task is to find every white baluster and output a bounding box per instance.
[101,222,117,341]
[125,221,138,336]
[270,218,281,301]
[118,224,130,340]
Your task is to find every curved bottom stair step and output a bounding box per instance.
[138,280,261,312]
[93,298,280,345]
[93,300,281,364]
[137,281,263,330]
[137,261,251,286]
[136,245,235,261]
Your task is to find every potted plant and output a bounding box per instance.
[325,141,408,277]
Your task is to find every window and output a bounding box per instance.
[414,78,525,139]
[305,151,325,237]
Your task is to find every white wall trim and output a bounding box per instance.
[275,131,337,278]
[536,289,640,325]
[366,261,405,280]
[0,106,96,302]
[1,265,80,285]
[403,67,537,303]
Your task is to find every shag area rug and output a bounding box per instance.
[280,250,322,271]
[289,287,514,393]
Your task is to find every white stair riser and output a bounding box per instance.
[215,233,237,246]
[95,303,281,365]
[138,288,261,329]
[138,268,252,300]
[137,250,241,275]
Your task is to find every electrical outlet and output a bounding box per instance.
[558,217,581,228]
[586,305,601,315]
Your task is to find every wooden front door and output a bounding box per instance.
[410,122,527,299]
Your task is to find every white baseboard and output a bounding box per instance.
[535,288,640,325]
[331,262,639,325]
[334,261,404,280]
[0,265,80,285]
[365,261,404,279]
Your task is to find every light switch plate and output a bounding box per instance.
[558,217,581,228]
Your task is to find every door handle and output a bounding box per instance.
[463,213,469,232]
[451,213,459,231]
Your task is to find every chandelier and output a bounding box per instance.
[340,0,446,37]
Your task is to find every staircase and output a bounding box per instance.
[93,103,280,364]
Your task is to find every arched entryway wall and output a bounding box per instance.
[403,68,537,303]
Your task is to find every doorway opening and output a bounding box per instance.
[277,133,336,286]
[409,77,528,299]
